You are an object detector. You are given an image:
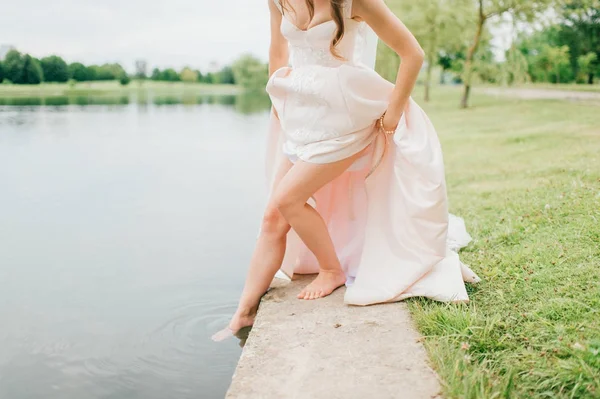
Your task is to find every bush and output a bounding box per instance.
[119,74,131,86]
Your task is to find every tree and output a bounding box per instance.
[500,46,530,85]
[534,44,571,83]
[203,72,215,84]
[3,49,25,83]
[460,0,556,108]
[396,0,473,101]
[68,62,89,81]
[135,59,147,80]
[437,50,466,83]
[231,54,269,90]
[160,68,180,81]
[41,55,69,82]
[216,66,236,84]
[106,63,127,81]
[0,61,4,83]
[557,0,600,83]
[470,45,502,83]
[577,52,598,82]
[21,55,43,84]
[88,64,126,81]
[150,68,161,80]
[180,67,198,82]
[549,45,571,83]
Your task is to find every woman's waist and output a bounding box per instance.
[268,62,373,81]
[289,45,351,68]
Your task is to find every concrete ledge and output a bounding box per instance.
[226,276,443,399]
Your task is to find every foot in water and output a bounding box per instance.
[211,310,256,342]
[297,269,346,300]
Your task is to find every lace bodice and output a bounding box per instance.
[274,0,369,68]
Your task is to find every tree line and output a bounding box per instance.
[380,0,599,107]
[0,49,269,90]
[0,50,132,85]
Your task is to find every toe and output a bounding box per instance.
[318,290,324,298]
[309,291,316,300]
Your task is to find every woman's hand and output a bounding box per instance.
[380,108,403,134]
[355,0,424,132]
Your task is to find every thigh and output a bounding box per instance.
[274,149,367,205]
[272,157,294,191]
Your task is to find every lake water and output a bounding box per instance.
[0,93,271,399]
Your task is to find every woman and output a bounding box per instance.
[214,0,480,340]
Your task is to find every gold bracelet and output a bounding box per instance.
[379,112,396,135]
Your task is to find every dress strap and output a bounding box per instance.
[344,0,354,19]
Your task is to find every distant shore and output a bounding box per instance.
[0,80,242,98]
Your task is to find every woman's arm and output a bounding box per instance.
[268,0,289,76]
[353,0,425,131]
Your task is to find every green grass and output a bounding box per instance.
[409,86,600,399]
[0,80,241,97]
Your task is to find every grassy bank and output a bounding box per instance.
[0,80,242,97]
[409,86,600,398]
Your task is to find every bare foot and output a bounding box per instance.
[297,270,346,300]
[211,310,256,342]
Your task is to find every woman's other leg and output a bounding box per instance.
[272,149,368,300]
[224,158,293,334]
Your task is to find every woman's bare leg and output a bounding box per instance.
[214,149,366,340]
[215,158,293,338]
[272,149,368,300]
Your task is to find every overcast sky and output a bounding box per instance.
[0,0,271,72]
[1,0,511,72]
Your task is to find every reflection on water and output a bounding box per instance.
[0,92,272,114]
[0,94,271,399]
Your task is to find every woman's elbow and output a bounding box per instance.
[399,44,425,65]
[413,45,425,65]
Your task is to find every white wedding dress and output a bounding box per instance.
[265,0,481,305]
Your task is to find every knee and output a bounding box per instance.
[261,206,290,237]
[272,192,303,219]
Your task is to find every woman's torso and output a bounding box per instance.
[268,0,394,164]
[276,0,369,69]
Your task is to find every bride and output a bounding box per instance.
[214,0,480,339]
